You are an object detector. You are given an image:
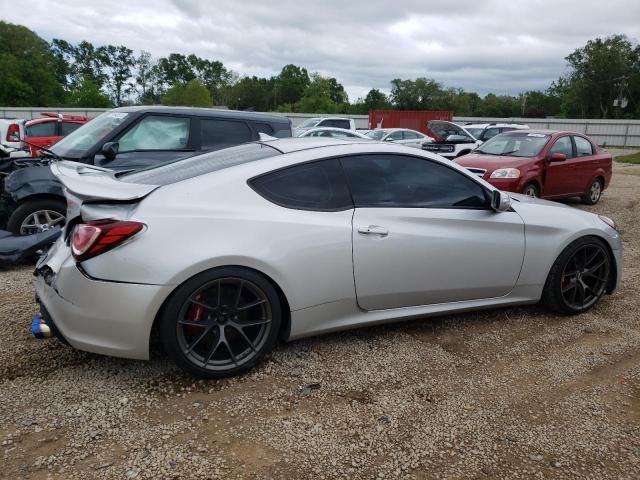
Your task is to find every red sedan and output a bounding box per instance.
[24,112,89,156]
[455,130,612,204]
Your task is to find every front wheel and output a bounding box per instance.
[581,179,603,205]
[522,183,539,198]
[159,267,282,378]
[542,236,611,314]
[7,198,67,235]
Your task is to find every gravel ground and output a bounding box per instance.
[1,159,639,480]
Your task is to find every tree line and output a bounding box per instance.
[1,21,639,119]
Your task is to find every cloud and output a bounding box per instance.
[2,0,639,100]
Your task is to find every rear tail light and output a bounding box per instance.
[6,123,20,142]
[71,219,145,261]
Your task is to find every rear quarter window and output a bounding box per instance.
[249,159,353,211]
[201,119,253,150]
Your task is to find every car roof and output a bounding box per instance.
[500,129,574,136]
[112,105,290,124]
[464,123,529,128]
[260,137,371,153]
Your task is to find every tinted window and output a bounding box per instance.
[201,119,252,150]
[341,155,487,209]
[388,131,403,140]
[61,122,82,136]
[483,128,500,140]
[403,131,420,139]
[26,121,56,137]
[549,136,573,158]
[119,115,190,152]
[331,119,350,129]
[574,136,594,156]
[250,159,352,211]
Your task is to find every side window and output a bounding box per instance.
[332,119,350,129]
[201,119,253,150]
[574,136,594,156]
[340,155,488,209]
[388,131,403,141]
[249,159,352,211]
[403,131,420,139]
[317,119,333,127]
[548,136,573,158]
[25,122,57,137]
[61,122,82,136]
[118,116,190,152]
[483,128,500,140]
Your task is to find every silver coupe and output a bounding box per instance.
[34,138,622,377]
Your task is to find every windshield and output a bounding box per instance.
[297,118,321,129]
[51,111,129,158]
[465,128,484,139]
[365,130,386,140]
[475,132,550,157]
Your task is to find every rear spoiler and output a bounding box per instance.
[50,161,159,202]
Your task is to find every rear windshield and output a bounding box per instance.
[121,142,281,185]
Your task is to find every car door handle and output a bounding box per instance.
[358,225,389,236]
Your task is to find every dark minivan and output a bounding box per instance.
[3,106,292,234]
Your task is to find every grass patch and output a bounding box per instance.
[615,152,640,164]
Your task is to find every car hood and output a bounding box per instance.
[455,153,532,171]
[508,192,570,208]
[428,120,477,142]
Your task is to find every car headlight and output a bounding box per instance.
[598,215,618,231]
[490,168,521,179]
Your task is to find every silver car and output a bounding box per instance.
[34,138,622,378]
[365,128,434,148]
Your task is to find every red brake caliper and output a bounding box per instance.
[185,300,204,335]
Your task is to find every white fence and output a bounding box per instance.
[2,108,639,147]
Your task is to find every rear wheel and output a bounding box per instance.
[7,198,66,235]
[522,183,539,198]
[581,178,602,205]
[159,267,282,378]
[542,236,611,314]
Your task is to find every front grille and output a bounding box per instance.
[466,167,486,178]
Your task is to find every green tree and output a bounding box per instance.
[162,79,212,107]
[294,74,340,113]
[99,45,135,106]
[275,64,310,106]
[0,22,64,106]
[65,75,111,107]
[390,78,444,110]
[557,35,640,118]
[232,76,274,111]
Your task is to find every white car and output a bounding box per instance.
[297,127,370,140]
[0,119,29,159]
[423,120,483,159]
[463,123,529,142]
[294,117,356,135]
[365,128,434,149]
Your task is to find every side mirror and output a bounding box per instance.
[384,137,394,142]
[549,152,567,162]
[490,190,512,212]
[101,141,119,160]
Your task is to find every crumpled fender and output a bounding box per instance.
[4,166,64,202]
[0,228,61,266]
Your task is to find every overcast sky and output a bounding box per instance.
[2,0,639,100]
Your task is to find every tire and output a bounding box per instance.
[541,236,611,315]
[581,178,603,205]
[159,267,282,378]
[522,183,539,198]
[7,198,67,235]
